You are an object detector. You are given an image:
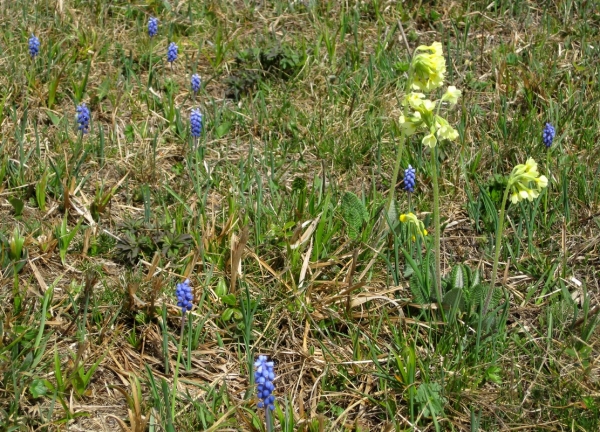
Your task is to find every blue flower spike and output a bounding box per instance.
[175,279,193,313]
[255,355,276,412]
[191,74,201,94]
[403,165,416,193]
[76,103,90,134]
[190,109,203,138]
[148,17,158,38]
[29,34,40,58]
[167,42,178,64]
[543,123,555,148]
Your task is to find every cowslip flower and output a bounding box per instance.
[403,165,416,193]
[399,212,428,238]
[442,86,461,105]
[508,158,548,204]
[29,34,40,58]
[190,109,203,138]
[401,96,459,148]
[435,117,459,142]
[76,103,90,134]
[399,112,423,136]
[254,355,275,411]
[175,279,193,312]
[403,93,436,114]
[410,42,446,91]
[191,74,201,93]
[167,42,178,63]
[542,123,555,148]
[148,17,158,38]
[422,133,437,148]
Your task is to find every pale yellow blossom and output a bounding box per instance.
[442,86,461,105]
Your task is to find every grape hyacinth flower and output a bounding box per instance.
[175,279,193,313]
[190,108,202,150]
[542,123,556,148]
[29,34,40,58]
[170,278,194,426]
[190,109,203,138]
[403,165,416,193]
[167,42,178,64]
[255,355,275,431]
[148,17,158,38]
[76,103,90,134]
[191,74,201,94]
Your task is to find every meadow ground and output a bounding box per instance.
[1,0,599,431]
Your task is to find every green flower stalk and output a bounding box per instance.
[388,43,448,207]
[170,279,194,426]
[482,158,548,315]
[399,88,461,302]
[388,41,459,305]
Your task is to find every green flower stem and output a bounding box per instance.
[544,150,550,223]
[147,38,154,91]
[170,313,186,423]
[266,407,273,432]
[430,146,442,304]
[482,184,511,316]
[385,67,414,216]
[13,266,20,313]
[386,133,407,215]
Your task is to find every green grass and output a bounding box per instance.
[1,0,599,430]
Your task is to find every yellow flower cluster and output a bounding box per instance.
[399,212,428,240]
[508,158,548,204]
[399,85,461,148]
[411,42,446,91]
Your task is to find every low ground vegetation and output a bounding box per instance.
[0,0,599,431]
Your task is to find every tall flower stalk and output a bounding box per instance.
[394,44,460,303]
[482,159,547,315]
[170,279,193,425]
[430,146,442,299]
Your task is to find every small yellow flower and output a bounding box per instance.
[403,92,426,109]
[442,86,462,105]
[536,175,548,189]
[399,212,428,239]
[422,133,437,148]
[438,124,459,141]
[399,113,422,136]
